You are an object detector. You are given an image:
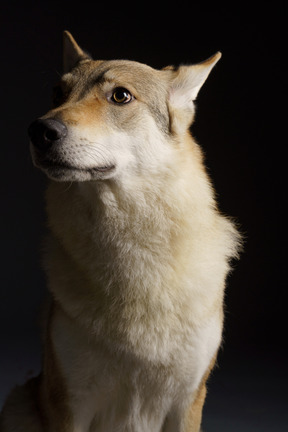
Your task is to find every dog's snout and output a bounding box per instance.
[28,118,67,151]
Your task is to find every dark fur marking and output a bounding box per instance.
[147,103,171,135]
[78,70,110,100]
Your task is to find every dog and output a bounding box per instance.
[0,31,240,432]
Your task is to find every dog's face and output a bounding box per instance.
[29,32,221,182]
[30,60,174,182]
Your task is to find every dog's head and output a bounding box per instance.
[29,31,221,182]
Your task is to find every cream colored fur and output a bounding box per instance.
[0,32,240,432]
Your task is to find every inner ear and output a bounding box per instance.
[63,31,92,73]
[166,52,222,135]
[169,52,222,108]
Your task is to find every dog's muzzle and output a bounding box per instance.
[28,118,67,151]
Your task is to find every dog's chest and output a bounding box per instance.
[47,180,223,365]
[51,306,221,432]
[45,182,227,430]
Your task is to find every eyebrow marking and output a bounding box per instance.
[78,69,111,100]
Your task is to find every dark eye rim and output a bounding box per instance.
[111,87,134,104]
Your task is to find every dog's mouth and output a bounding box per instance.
[35,158,116,181]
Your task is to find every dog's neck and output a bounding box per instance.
[44,158,236,355]
[46,147,215,265]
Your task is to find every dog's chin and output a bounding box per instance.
[35,160,116,182]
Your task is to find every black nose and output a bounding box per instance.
[28,118,67,151]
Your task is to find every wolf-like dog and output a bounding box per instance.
[0,31,240,432]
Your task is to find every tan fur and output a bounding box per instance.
[184,355,217,432]
[0,31,240,432]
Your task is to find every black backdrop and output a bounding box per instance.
[0,2,286,430]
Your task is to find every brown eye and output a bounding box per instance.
[111,87,133,104]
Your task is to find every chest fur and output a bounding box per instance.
[45,178,234,362]
[50,305,222,431]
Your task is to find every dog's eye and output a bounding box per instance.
[111,88,133,104]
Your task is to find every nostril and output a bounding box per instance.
[28,118,67,151]
[44,128,61,142]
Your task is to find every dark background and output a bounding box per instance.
[0,1,286,430]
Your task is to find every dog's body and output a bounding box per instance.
[0,32,240,432]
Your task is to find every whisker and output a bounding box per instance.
[62,182,73,192]
[80,146,114,166]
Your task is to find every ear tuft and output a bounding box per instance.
[63,31,92,73]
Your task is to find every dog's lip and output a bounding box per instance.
[38,159,115,173]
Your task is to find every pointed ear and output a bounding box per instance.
[169,52,222,108]
[167,52,221,134]
[63,31,92,73]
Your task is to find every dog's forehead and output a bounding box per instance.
[67,59,168,99]
[94,59,159,82]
